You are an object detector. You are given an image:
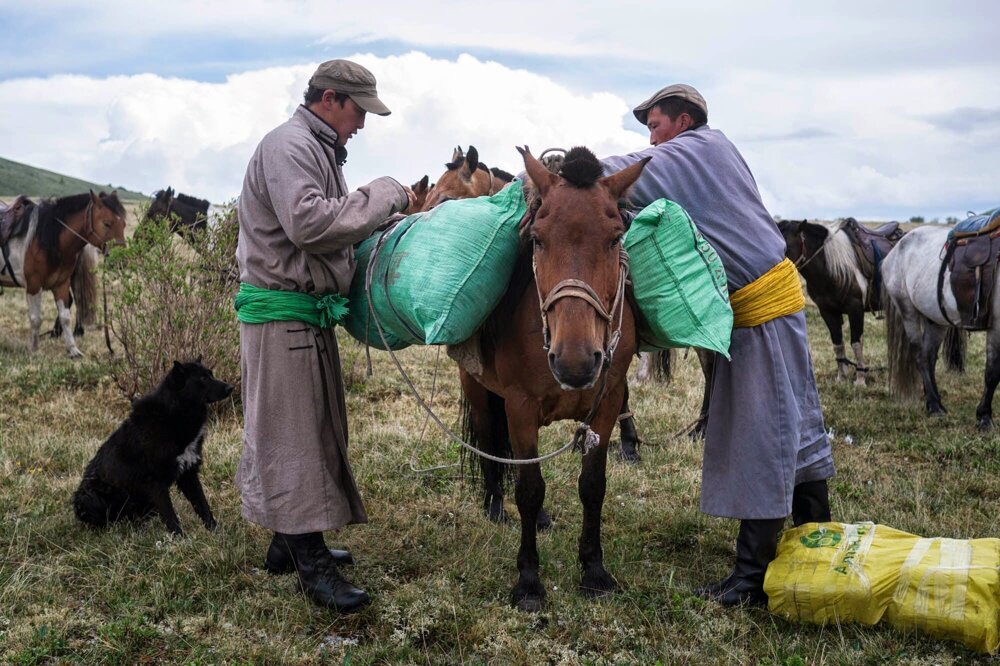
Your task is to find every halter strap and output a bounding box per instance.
[794,229,826,269]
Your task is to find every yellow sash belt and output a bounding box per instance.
[730,257,805,329]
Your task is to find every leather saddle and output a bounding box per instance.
[1,195,36,288]
[936,207,1000,329]
[0,195,33,246]
[939,229,1000,330]
[841,217,906,310]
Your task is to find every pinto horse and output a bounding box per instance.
[460,146,649,611]
[778,218,897,386]
[0,191,126,357]
[144,187,210,235]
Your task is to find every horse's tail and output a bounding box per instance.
[943,326,967,373]
[655,349,673,383]
[460,386,514,494]
[72,245,98,327]
[884,283,921,399]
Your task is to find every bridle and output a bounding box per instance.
[793,227,826,270]
[527,204,631,454]
[55,200,122,255]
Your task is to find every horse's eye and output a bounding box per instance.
[531,236,543,251]
[611,235,622,249]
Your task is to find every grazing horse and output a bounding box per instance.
[0,191,127,357]
[882,225,985,425]
[460,146,649,611]
[144,187,210,235]
[778,218,900,386]
[420,145,513,211]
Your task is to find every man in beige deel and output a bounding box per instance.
[234,58,415,613]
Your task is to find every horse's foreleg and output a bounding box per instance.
[975,331,1000,430]
[617,382,641,463]
[53,283,83,359]
[27,290,43,352]
[819,307,848,381]
[848,309,867,386]
[507,401,546,612]
[578,390,620,597]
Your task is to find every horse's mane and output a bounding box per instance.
[36,192,124,268]
[175,193,210,212]
[558,147,603,188]
[825,221,865,297]
[490,167,515,182]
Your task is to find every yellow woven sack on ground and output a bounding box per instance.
[765,522,1000,654]
[885,536,1000,654]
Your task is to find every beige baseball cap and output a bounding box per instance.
[308,59,391,116]
[632,84,708,125]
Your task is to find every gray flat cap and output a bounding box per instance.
[632,84,707,125]
[309,59,391,116]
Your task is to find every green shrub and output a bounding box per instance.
[104,203,240,401]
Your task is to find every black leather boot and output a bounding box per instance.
[276,532,370,613]
[264,533,354,574]
[791,479,832,527]
[695,518,785,607]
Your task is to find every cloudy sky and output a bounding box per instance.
[1,1,997,221]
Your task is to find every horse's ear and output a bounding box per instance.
[415,175,429,193]
[89,189,103,207]
[601,157,651,201]
[518,146,557,198]
[465,146,478,172]
[196,354,203,363]
[451,146,464,163]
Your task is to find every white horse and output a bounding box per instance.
[881,225,983,425]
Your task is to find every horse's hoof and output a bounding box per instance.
[854,377,867,387]
[616,447,641,465]
[485,498,506,524]
[927,407,947,417]
[68,350,84,360]
[513,595,545,613]
[977,418,993,431]
[536,509,553,532]
[511,582,546,612]
[580,570,618,598]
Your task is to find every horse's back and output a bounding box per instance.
[882,225,953,322]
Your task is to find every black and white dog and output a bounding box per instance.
[73,360,234,535]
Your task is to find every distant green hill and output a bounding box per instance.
[0,156,147,200]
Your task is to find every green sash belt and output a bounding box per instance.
[234,282,349,328]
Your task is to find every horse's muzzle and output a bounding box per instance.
[548,349,604,390]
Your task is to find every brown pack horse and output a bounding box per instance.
[0,191,126,357]
[420,145,513,211]
[460,146,649,611]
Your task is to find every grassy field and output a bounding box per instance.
[1,250,999,663]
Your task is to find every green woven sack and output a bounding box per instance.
[344,181,526,350]
[625,199,733,358]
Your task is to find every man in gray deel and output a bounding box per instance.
[235,59,414,613]
[602,84,834,606]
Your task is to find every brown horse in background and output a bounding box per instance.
[459,146,649,611]
[0,191,126,357]
[421,145,514,211]
[144,187,210,236]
